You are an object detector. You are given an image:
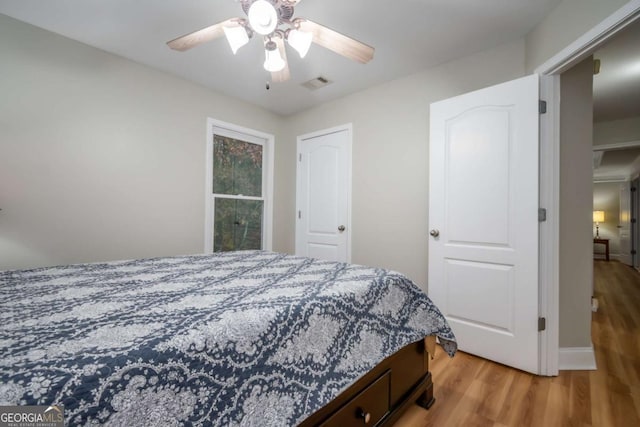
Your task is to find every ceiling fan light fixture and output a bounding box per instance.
[248,0,278,36]
[167,0,376,83]
[264,41,285,72]
[287,29,312,58]
[223,25,249,54]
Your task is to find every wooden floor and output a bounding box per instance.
[393,260,640,427]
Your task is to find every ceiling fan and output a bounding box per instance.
[167,0,375,83]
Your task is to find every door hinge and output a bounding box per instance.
[538,208,547,222]
[632,249,637,255]
[632,218,637,224]
[539,100,547,114]
[538,317,546,332]
[631,187,637,192]
[298,210,301,219]
[299,153,302,162]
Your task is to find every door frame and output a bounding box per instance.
[619,181,633,265]
[205,118,275,253]
[295,123,353,262]
[535,0,640,375]
[632,177,640,269]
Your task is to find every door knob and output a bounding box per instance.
[338,225,346,232]
[430,229,440,237]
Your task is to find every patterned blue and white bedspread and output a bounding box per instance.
[0,250,456,426]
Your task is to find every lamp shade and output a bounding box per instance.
[593,210,605,223]
[223,26,249,54]
[287,29,312,58]
[264,46,285,72]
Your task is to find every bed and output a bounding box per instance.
[0,250,456,426]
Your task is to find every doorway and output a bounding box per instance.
[536,5,640,372]
[591,19,640,269]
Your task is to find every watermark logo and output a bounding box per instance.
[0,405,64,427]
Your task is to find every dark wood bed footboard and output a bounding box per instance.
[299,339,433,427]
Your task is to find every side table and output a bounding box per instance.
[593,238,610,261]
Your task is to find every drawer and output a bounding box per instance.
[320,370,391,427]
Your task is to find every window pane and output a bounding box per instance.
[213,135,262,197]
[214,198,263,252]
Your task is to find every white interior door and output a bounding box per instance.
[429,74,540,374]
[296,126,351,262]
[619,182,632,266]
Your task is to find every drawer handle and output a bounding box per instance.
[357,408,371,424]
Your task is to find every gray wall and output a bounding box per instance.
[594,116,640,145]
[282,40,526,290]
[0,12,526,288]
[0,14,286,269]
[559,57,595,348]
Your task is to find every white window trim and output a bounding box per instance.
[205,118,275,253]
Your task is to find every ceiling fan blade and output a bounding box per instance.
[167,19,238,51]
[271,37,291,83]
[298,20,374,64]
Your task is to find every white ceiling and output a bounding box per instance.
[601,147,640,168]
[0,0,563,116]
[594,147,640,182]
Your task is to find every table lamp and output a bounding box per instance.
[593,210,605,238]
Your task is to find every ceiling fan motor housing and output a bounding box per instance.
[241,0,295,33]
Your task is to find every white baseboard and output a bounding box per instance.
[558,345,597,370]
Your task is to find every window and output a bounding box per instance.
[205,119,274,253]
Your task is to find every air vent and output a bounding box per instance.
[302,76,333,90]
